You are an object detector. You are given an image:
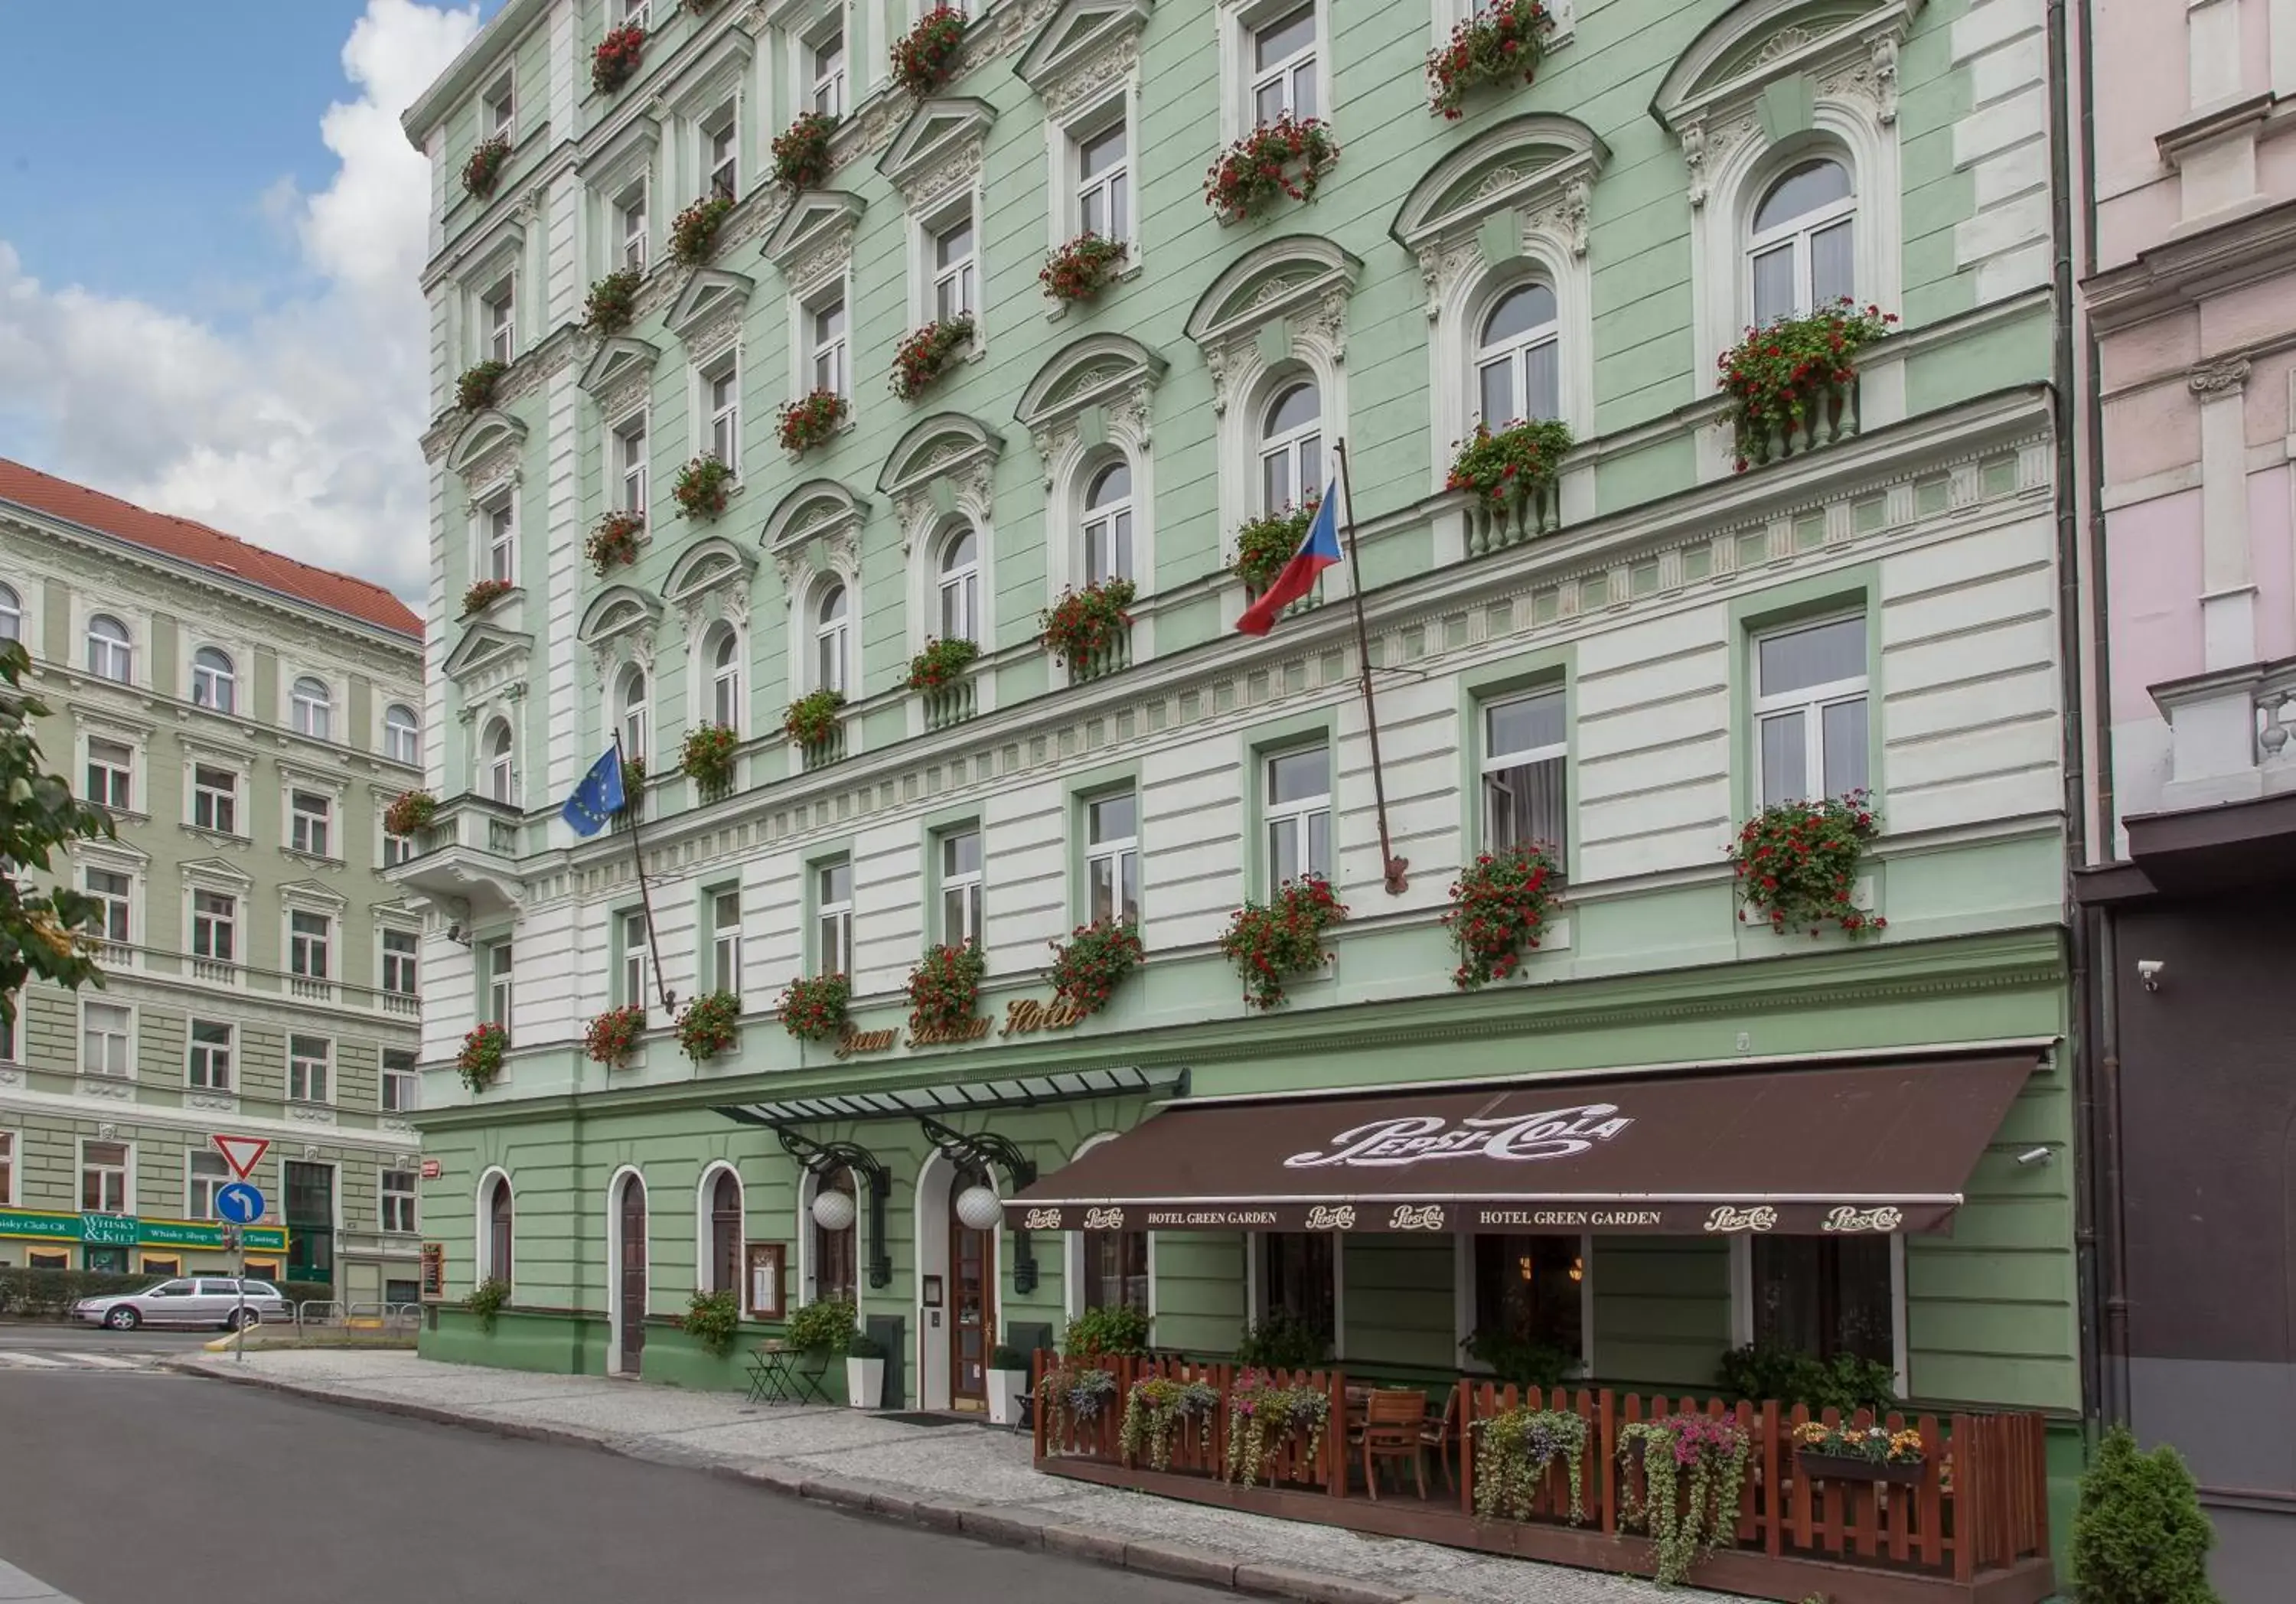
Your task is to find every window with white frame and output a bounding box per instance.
[382,927,419,996]
[703,358,740,473]
[383,1168,419,1234]
[487,940,514,1026]
[1258,380,1322,512]
[1081,458,1134,586]
[289,909,331,980]
[941,826,983,945]
[618,178,650,271]
[805,18,846,116]
[381,1049,419,1113]
[84,867,130,946]
[484,500,516,584]
[930,206,977,323]
[618,0,651,24]
[1249,4,1318,123]
[192,766,238,834]
[85,615,132,681]
[1264,745,1331,891]
[1753,614,1867,804]
[1075,116,1129,243]
[619,908,651,1007]
[615,412,648,513]
[85,739,132,811]
[290,789,333,857]
[1084,791,1139,924]
[386,821,416,866]
[384,704,420,765]
[484,70,515,139]
[191,888,236,963]
[483,719,515,804]
[813,582,850,694]
[82,1139,129,1211]
[81,1004,131,1080]
[1475,283,1561,426]
[705,104,739,200]
[1482,688,1567,858]
[615,665,649,761]
[711,889,742,998]
[289,1033,331,1102]
[191,647,236,712]
[936,526,980,642]
[188,1019,232,1091]
[0,583,19,643]
[1748,158,1855,326]
[807,293,848,396]
[815,859,853,974]
[483,276,516,364]
[291,676,333,741]
[707,624,743,729]
[188,1150,229,1219]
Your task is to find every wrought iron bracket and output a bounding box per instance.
[918,1117,1041,1294]
[775,1127,894,1289]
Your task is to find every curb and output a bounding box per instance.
[167,1362,1443,1604]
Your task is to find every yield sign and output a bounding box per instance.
[212,1134,272,1180]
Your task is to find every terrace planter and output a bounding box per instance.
[846,1354,885,1410]
[1795,1449,1925,1485]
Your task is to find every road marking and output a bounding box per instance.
[0,1351,66,1368]
[64,1353,138,1369]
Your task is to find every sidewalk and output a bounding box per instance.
[174,1351,1725,1604]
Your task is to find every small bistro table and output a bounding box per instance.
[745,1339,832,1405]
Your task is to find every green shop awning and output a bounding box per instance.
[1005,1054,2038,1237]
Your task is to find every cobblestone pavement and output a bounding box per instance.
[177,1351,1737,1604]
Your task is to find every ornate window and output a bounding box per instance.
[1257,380,1322,513]
[0,583,19,643]
[814,582,850,695]
[704,103,739,201]
[808,294,848,397]
[805,16,846,117]
[483,277,515,365]
[1748,158,1855,324]
[706,1167,744,1298]
[931,207,977,323]
[707,624,744,730]
[615,664,649,763]
[86,615,132,682]
[384,703,420,765]
[936,526,980,642]
[291,676,333,741]
[618,176,650,272]
[615,413,649,514]
[1475,283,1561,426]
[1081,458,1133,586]
[1020,334,1165,602]
[483,1172,514,1286]
[1077,119,1129,242]
[191,647,236,712]
[482,718,515,804]
[703,357,740,474]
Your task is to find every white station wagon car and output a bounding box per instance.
[73,1278,289,1332]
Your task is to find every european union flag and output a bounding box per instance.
[561,747,625,837]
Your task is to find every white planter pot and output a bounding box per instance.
[846,1355,885,1410]
[987,1368,1029,1426]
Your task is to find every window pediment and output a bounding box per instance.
[667,269,753,360]
[1016,0,1151,113]
[579,585,664,646]
[659,29,753,117]
[179,857,255,890]
[1392,113,1609,262]
[664,537,757,610]
[578,112,662,186]
[443,622,533,686]
[1016,334,1165,483]
[879,98,996,208]
[1186,236,1362,354]
[446,409,529,477]
[279,878,348,912]
[878,412,1003,500]
[764,191,865,294]
[762,480,868,593]
[75,838,149,873]
[579,336,662,402]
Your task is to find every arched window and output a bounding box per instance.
[1748,158,1854,325]
[1258,380,1322,512]
[936,527,980,643]
[706,625,742,730]
[813,1167,857,1304]
[1475,283,1561,427]
[615,666,648,761]
[86,615,132,682]
[191,647,236,713]
[0,583,21,644]
[482,719,515,804]
[291,675,332,740]
[708,1169,742,1297]
[814,583,849,695]
[384,703,420,765]
[1082,460,1133,587]
[484,1175,514,1286]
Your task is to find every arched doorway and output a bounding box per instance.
[915,1150,1000,1411]
[611,1169,647,1377]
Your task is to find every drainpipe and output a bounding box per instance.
[2095,903,2131,1423]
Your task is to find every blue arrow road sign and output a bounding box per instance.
[214,1182,265,1226]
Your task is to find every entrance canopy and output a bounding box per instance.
[1004,1054,2036,1237]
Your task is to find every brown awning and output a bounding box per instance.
[1004,1054,2037,1237]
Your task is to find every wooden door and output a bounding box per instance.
[949,1198,994,1410]
[618,1181,646,1376]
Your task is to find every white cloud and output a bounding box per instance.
[0,0,481,603]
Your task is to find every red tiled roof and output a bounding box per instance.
[0,458,422,639]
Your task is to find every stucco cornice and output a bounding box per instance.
[403,0,550,147]
[2083,195,2296,334]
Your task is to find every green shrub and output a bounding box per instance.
[465,1276,511,1333]
[784,1297,856,1355]
[1235,1310,1329,1369]
[1463,1328,1577,1390]
[2070,1425,2219,1604]
[846,1330,885,1360]
[990,1343,1032,1371]
[1065,1304,1152,1358]
[280,1280,335,1310]
[683,1289,741,1357]
[0,1267,152,1318]
[1717,1343,1895,1414]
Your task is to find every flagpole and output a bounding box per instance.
[611,732,677,1016]
[1332,441,1409,896]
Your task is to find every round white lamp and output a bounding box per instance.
[954,1185,1003,1231]
[810,1188,857,1232]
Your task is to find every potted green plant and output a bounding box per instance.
[592,23,645,96]
[776,971,850,1042]
[1446,419,1574,514]
[902,635,977,693]
[1616,1414,1751,1586]
[462,134,511,199]
[889,316,974,402]
[683,1287,741,1357]
[1039,233,1127,305]
[1064,1305,1151,1358]
[845,1329,886,1410]
[465,1275,511,1332]
[777,389,848,454]
[670,455,735,520]
[669,195,735,266]
[583,269,642,336]
[890,5,967,99]
[675,989,741,1064]
[1446,843,1563,989]
[1235,1310,1329,1368]
[457,1022,507,1093]
[584,1002,645,1068]
[680,721,740,794]
[1039,577,1135,676]
[2069,1425,2219,1604]
[461,578,515,618]
[1231,501,1317,595]
[456,359,508,412]
[987,1342,1031,1426]
[771,109,837,193]
[1728,791,1887,939]
[1203,113,1339,224]
[905,938,984,1034]
[383,790,437,839]
[1217,875,1346,1010]
[1044,917,1143,1016]
[1425,0,1552,121]
[1717,298,1897,470]
[1791,1420,1927,1485]
[585,509,644,575]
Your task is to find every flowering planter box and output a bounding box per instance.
[1795,1449,1925,1485]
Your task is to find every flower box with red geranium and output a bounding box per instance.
[1426,0,1551,121]
[592,24,645,96]
[680,722,740,794]
[1728,791,1886,940]
[457,360,508,412]
[892,5,968,99]
[1231,502,1317,595]
[676,989,742,1063]
[670,195,734,266]
[889,317,974,402]
[1717,298,1896,471]
[1446,843,1562,989]
[461,579,515,618]
[778,389,848,454]
[1040,579,1134,678]
[585,510,644,575]
[671,455,735,520]
[903,636,978,693]
[778,971,850,1042]
[782,687,845,748]
[585,1002,646,1068]
[1045,918,1143,1016]
[1204,115,1339,224]
[615,755,648,823]
[462,134,512,198]
[1446,419,1574,511]
[383,791,437,839]
[907,939,985,1035]
[771,110,837,193]
[1039,233,1127,306]
[457,1022,507,1093]
[583,269,643,335]
[1218,875,1346,1011]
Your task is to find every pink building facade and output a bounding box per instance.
[2078,1,2296,1594]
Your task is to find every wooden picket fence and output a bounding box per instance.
[1032,1352,1349,1495]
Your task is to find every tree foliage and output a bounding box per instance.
[0,643,116,1029]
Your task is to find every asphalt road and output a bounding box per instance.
[0,1321,219,1353]
[0,1371,1225,1604]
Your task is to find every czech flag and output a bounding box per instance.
[1236,482,1342,637]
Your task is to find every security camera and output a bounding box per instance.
[2137,959,2164,992]
[2016,1146,2053,1167]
